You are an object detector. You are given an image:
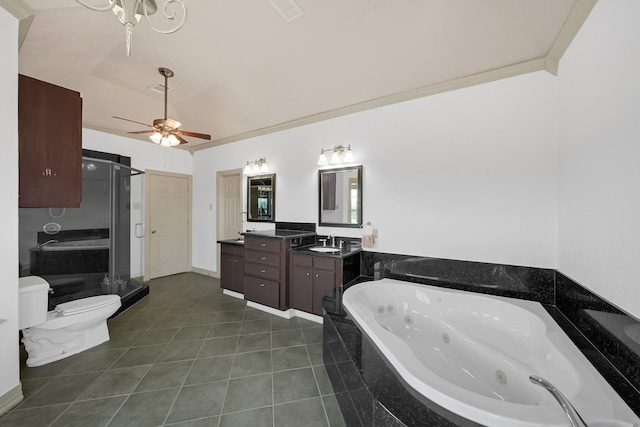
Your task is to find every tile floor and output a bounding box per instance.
[1,273,346,427]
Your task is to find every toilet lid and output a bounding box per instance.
[55,295,121,316]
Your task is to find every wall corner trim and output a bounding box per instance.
[0,384,23,417]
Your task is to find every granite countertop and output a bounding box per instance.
[217,238,245,246]
[242,229,317,240]
[291,242,362,259]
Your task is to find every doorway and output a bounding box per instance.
[145,170,192,280]
[216,169,243,276]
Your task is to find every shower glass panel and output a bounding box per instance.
[18,155,145,308]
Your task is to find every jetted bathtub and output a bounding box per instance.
[342,279,640,427]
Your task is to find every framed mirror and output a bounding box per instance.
[247,174,275,222]
[318,165,362,227]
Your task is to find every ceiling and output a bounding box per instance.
[13,0,593,151]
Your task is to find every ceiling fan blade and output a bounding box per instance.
[180,130,212,140]
[175,134,190,145]
[113,116,154,128]
[127,130,155,134]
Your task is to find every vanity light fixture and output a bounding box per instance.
[244,158,269,174]
[317,145,355,166]
[73,0,187,56]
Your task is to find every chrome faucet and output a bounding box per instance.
[329,235,335,247]
[529,375,587,427]
[37,239,58,250]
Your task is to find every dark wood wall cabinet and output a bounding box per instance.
[243,235,291,310]
[18,74,83,208]
[290,253,340,316]
[220,244,245,294]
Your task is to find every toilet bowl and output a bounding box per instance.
[19,276,121,367]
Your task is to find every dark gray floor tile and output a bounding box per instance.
[0,404,69,427]
[240,320,271,335]
[19,372,101,408]
[236,333,271,353]
[273,368,319,404]
[112,344,165,368]
[274,397,329,427]
[119,315,157,331]
[80,365,150,399]
[272,346,311,372]
[184,310,218,326]
[243,308,271,321]
[223,374,272,414]
[19,378,49,401]
[307,343,324,366]
[165,381,227,424]
[165,417,219,426]
[19,356,77,380]
[322,394,347,427]
[198,336,239,358]
[61,348,126,374]
[302,327,324,344]
[272,330,305,349]
[185,355,233,385]
[207,322,241,338]
[230,350,272,378]
[215,310,245,323]
[219,406,273,427]
[173,325,211,342]
[136,360,193,392]
[270,317,300,332]
[107,388,179,427]
[133,327,179,346]
[156,340,203,363]
[151,313,189,329]
[313,365,334,396]
[101,329,145,350]
[52,396,126,427]
[298,318,323,329]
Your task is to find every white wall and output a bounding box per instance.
[558,0,640,320]
[0,5,21,408]
[193,71,559,273]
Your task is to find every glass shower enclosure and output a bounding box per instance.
[18,154,146,309]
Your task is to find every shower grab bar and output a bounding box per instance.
[529,375,587,427]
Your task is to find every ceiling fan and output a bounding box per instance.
[113,67,211,147]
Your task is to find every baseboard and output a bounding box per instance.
[191,267,219,278]
[245,301,323,324]
[0,384,23,417]
[222,289,244,300]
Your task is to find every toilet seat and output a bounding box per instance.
[55,295,120,316]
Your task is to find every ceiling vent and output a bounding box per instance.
[269,0,303,22]
[148,82,169,94]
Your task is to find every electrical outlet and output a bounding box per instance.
[372,228,379,238]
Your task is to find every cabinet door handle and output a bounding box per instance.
[306,272,310,276]
[42,168,57,177]
[234,259,237,263]
[315,274,319,278]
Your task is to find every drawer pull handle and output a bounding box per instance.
[260,257,266,260]
[306,272,310,276]
[260,243,266,247]
[259,283,265,287]
[260,269,266,273]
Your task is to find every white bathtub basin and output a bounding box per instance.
[342,279,640,427]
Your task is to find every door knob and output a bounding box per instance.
[151,230,157,234]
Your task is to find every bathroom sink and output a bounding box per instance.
[309,246,341,253]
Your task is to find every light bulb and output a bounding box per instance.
[330,151,341,164]
[168,134,180,146]
[317,151,328,165]
[260,161,269,172]
[343,145,355,162]
[244,162,252,174]
[149,132,163,144]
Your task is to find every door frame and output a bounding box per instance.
[216,168,243,278]
[144,169,193,282]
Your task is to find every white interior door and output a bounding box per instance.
[147,171,192,279]
[222,173,243,240]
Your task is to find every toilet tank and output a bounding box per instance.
[19,276,51,329]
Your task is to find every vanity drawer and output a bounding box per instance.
[244,276,280,309]
[244,236,281,252]
[313,256,337,270]
[291,254,313,267]
[245,250,280,267]
[221,243,244,257]
[245,262,280,281]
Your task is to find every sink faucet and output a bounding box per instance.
[529,375,587,427]
[37,239,58,250]
[329,235,335,247]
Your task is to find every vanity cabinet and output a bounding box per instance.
[244,235,290,310]
[220,244,245,294]
[18,74,82,208]
[291,254,340,316]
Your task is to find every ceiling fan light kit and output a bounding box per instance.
[113,67,211,147]
[74,0,187,56]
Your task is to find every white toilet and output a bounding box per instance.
[19,276,122,367]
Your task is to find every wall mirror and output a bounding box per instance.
[318,165,362,227]
[247,174,275,222]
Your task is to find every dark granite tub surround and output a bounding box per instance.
[362,252,555,304]
[555,272,640,413]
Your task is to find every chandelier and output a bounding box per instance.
[74,0,187,56]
